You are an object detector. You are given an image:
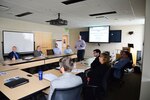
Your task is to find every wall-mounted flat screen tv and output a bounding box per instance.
[89,26,109,43]
[109,30,122,43]
[80,31,89,42]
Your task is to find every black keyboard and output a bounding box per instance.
[4,78,29,88]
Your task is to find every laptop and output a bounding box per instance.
[4,77,29,88]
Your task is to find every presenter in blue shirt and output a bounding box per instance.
[75,35,86,61]
[64,45,73,54]
[8,46,20,60]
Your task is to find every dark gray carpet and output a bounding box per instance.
[104,72,141,100]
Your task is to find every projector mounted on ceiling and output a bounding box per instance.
[46,13,68,26]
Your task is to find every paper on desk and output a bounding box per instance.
[71,69,85,73]
[0,72,7,76]
[43,73,58,81]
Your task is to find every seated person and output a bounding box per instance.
[90,49,101,69]
[53,43,62,55]
[8,46,20,60]
[112,51,130,79]
[34,46,43,57]
[83,53,110,100]
[112,50,123,64]
[48,56,82,100]
[86,53,110,86]
[64,45,73,54]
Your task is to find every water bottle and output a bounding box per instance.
[38,70,43,80]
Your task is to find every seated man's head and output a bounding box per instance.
[78,35,82,40]
[99,53,110,64]
[55,43,58,48]
[66,45,70,49]
[12,46,17,52]
[121,51,130,58]
[36,45,41,51]
[93,49,101,57]
[59,56,74,73]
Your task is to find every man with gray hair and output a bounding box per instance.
[48,56,82,100]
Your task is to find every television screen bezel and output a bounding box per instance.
[88,26,110,43]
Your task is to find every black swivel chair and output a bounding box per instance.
[47,49,54,55]
[83,68,111,100]
[51,84,83,100]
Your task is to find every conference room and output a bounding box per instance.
[0,0,150,100]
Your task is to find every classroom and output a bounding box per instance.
[0,0,150,100]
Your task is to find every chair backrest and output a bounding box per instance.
[51,84,82,100]
[47,49,54,55]
[101,67,111,91]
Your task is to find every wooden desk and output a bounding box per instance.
[0,69,50,100]
[0,65,18,72]
[2,54,77,70]
[45,54,77,65]
[12,60,45,69]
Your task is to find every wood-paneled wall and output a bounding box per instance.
[34,32,52,55]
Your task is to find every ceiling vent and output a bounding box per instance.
[0,5,10,11]
[15,12,33,17]
[46,13,68,26]
[89,11,117,16]
[62,0,86,5]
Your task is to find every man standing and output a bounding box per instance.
[75,35,86,61]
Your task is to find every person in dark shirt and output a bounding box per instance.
[8,46,20,60]
[91,49,101,69]
[87,53,110,86]
[34,45,43,57]
[83,53,110,100]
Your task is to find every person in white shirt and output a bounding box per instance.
[48,56,82,100]
[64,45,73,54]
[53,43,62,55]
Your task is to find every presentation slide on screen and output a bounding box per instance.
[89,26,109,42]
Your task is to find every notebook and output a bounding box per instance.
[4,77,29,88]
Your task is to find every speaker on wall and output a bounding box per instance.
[109,30,122,43]
[128,31,134,35]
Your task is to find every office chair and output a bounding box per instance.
[83,68,111,100]
[51,84,83,100]
[47,49,54,55]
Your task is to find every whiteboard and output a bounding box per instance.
[3,31,34,54]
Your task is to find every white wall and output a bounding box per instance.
[140,0,150,100]
[0,17,68,60]
[69,25,144,62]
